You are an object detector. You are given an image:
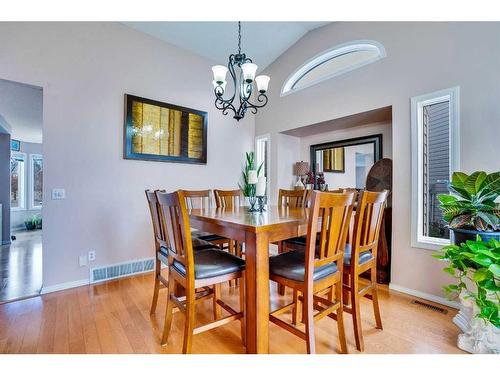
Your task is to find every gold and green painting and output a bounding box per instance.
[124,94,207,164]
[323,147,345,173]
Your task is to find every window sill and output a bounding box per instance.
[411,237,450,251]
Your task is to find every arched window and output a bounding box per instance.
[281,40,386,96]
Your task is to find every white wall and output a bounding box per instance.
[256,22,500,299]
[0,22,255,288]
[11,141,43,232]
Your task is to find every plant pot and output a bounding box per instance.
[453,291,500,354]
[24,222,36,231]
[305,184,314,190]
[451,227,500,245]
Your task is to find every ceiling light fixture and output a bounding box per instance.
[211,22,270,121]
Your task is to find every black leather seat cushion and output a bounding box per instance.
[284,236,307,246]
[343,244,373,265]
[192,230,228,243]
[269,251,338,282]
[173,249,245,280]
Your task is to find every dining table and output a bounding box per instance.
[189,205,309,354]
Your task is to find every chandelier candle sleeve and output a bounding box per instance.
[256,176,266,196]
[248,170,258,184]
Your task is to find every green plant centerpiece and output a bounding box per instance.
[434,236,500,353]
[239,151,262,211]
[438,171,500,244]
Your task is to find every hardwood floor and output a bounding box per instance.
[0,230,42,303]
[0,272,464,354]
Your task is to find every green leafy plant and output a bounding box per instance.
[238,152,263,197]
[438,171,500,231]
[24,214,42,230]
[434,236,500,327]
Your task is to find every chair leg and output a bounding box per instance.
[182,288,196,354]
[370,268,383,330]
[213,284,222,320]
[292,289,300,325]
[161,277,175,346]
[351,273,364,352]
[277,241,286,296]
[228,240,235,287]
[335,281,348,354]
[239,273,246,346]
[303,290,316,354]
[150,260,161,315]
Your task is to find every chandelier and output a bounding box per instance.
[211,22,270,121]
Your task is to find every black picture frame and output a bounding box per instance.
[123,94,208,164]
[310,134,383,175]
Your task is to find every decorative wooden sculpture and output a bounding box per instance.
[365,158,393,284]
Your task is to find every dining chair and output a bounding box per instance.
[155,190,246,353]
[268,191,355,354]
[213,189,242,210]
[181,189,235,253]
[145,190,216,316]
[342,189,388,352]
[275,189,310,295]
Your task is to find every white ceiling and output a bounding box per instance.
[123,22,329,71]
[0,79,43,144]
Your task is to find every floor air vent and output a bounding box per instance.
[90,258,155,283]
[411,299,448,314]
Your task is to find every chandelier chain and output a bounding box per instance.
[238,21,241,55]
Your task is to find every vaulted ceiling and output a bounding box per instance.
[123,22,329,71]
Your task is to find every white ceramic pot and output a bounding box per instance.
[453,291,500,354]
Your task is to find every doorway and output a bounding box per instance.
[0,78,43,303]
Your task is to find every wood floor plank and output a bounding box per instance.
[0,273,465,354]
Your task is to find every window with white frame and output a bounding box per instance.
[11,153,26,210]
[255,134,270,198]
[411,87,460,250]
[31,154,43,208]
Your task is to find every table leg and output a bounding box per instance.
[244,231,270,354]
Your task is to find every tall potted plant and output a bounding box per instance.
[438,171,500,244]
[434,237,500,353]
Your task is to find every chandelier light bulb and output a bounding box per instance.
[255,75,270,93]
[241,63,258,82]
[212,65,228,84]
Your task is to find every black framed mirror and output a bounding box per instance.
[310,134,383,189]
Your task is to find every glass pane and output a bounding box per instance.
[10,158,20,208]
[423,101,450,240]
[33,157,43,207]
[293,49,380,90]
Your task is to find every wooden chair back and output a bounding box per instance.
[351,190,388,265]
[145,190,164,250]
[305,191,355,282]
[155,190,195,280]
[278,189,310,208]
[181,189,212,209]
[214,189,242,209]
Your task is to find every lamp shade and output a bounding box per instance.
[294,161,310,176]
[212,65,228,83]
[255,75,270,93]
[241,63,258,82]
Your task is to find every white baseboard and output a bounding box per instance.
[40,278,89,295]
[389,283,461,310]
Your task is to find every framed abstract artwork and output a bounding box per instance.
[123,94,208,164]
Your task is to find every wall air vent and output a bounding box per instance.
[90,258,156,283]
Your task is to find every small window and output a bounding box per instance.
[411,87,460,250]
[281,40,386,96]
[31,154,43,208]
[255,134,270,198]
[11,153,26,210]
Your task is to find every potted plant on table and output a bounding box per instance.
[239,151,262,209]
[305,171,315,190]
[438,171,500,244]
[434,237,500,353]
